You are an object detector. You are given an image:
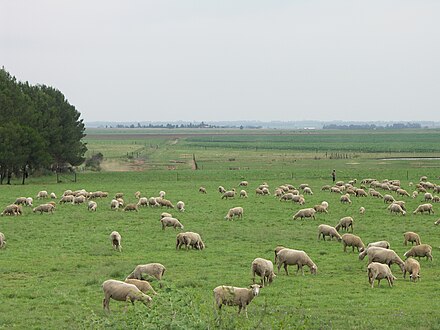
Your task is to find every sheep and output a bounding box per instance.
[110,231,122,252]
[412,191,419,199]
[403,258,421,282]
[159,191,166,198]
[251,258,276,287]
[115,192,124,199]
[255,188,264,196]
[388,203,406,216]
[321,185,331,191]
[358,247,405,272]
[366,241,390,250]
[342,233,365,252]
[218,186,226,194]
[134,191,141,199]
[313,205,328,213]
[239,181,248,186]
[110,199,120,210]
[102,279,152,311]
[0,232,6,249]
[213,284,262,318]
[1,204,22,216]
[413,203,434,215]
[317,224,342,242]
[340,194,352,204]
[292,195,306,205]
[176,201,185,212]
[59,194,74,204]
[335,217,354,232]
[160,217,184,230]
[137,197,149,207]
[225,207,244,220]
[276,248,317,276]
[321,201,329,210]
[32,203,55,214]
[403,244,433,261]
[160,212,172,219]
[433,196,440,203]
[221,190,236,199]
[199,186,207,194]
[239,190,248,198]
[435,219,440,225]
[274,245,286,263]
[369,190,383,198]
[396,188,410,197]
[88,201,97,212]
[36,190,48,199]
[158,198,174,208]
[261,187,270,195]
[383,194,395,204]
[359,207,365,215]
[355,189,367,197]
[392,200,406,210]
[148,197,159,207]
[292,208,316,220]
[303,187,313,195]
[124,279,157,295]
[331,186,342,194]
[14,197,27,205]
[367,262,397,288]
[125,263,166,286]
[50,192,57,199]
[424,192,433,202]
[25,197,33,206]
[123,203,139,212]
[72,195,86,205]
[280,193,295,201]
[176,232,205,250]
[403,232,421,246]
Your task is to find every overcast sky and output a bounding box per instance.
[1,1,439,123]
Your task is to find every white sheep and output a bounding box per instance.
[313,205,328,214]
[274,245,286,264]
[218,186,226,194]
[367,262,396,288]
[222,190,236,199]
[72,195,86,205]
[125,263,166,285]
[359,207,365,215]
[88,201,97,212]
[50,192,57,199]
[110,199,121,210]
[403,232,421,246]
[413,203,434,215]
[403,258,421,282]
[225,207,244,220]
[25,197,33,206]
[160,217,184,230]
[159,190,166,198]
[292,208,316,220]
[124,278,157,295]
[239,190,248,198]
[340,194,352,204]
[388,203,406,216]
[239,180,249,186]
[110,231,122,252]
[276,248,317,275]
[213,284,262,318]
[317,224,342,242]
[365,241,390,250]
[137,197,149,207]
[0,232,6,249]
[199,186,207,194]
[157,198,174,208]
[36,190,48,199]
[359,247,405,272]
[342,234,365,252]
[176,232,205,250]
[1,204,23,216]
[176,201,185,212]
[123,203,139,212]
[102,279,152,311]
[303,187,313,195]
[14,197,27,205]
[383,194,395,204]
[59,195,74,204]
[32,203,55,214]
[404,244,433,261]
[424,192,433,202]
[160,212,172,219]
[251,258,276,287]
[335,217,354,232]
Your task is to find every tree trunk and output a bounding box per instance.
[22,165,27,185]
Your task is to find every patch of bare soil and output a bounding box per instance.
[100,159,148,172]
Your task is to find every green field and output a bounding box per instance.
[1,129,440,329]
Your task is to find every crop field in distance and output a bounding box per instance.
[1,128,440,329]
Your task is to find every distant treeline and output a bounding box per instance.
[323,123,422,130]
[108,122,262,129]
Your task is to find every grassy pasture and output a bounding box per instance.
[1,129,440,329]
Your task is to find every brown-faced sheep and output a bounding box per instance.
[160,217,184,230]
[213,284,262,318]
[102,279,152,311]
[110,231,122,252]
[317,224,342,242]
[342,234,365,252]
[251,258,276,287]
[276,248,318,276]
[199,186,207,194]
[335,217,354,232]
[413,203,434,215]
[403,232,421,246]
[403,258,421,282]
[404,244,433,261]
[367,262,396,288]
[293,208,316,220]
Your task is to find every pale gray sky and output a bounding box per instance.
[1,1,439,123]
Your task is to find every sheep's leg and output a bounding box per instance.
[283,263,289,276]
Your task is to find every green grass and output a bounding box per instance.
[1,129,440,329]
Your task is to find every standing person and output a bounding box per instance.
[332,169,336,183]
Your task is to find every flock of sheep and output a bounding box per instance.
[1,175,439,317]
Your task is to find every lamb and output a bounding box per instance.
[32,203,55,214]
[313,205,328,213]
[102,279,152,311]
[137,197,149,207]
[340,194,352,204]
[292,208,316,220]
[213,284,262,318]
[388,203,406,215]
[176,201,185,212]
[367,262,397,288]
[160,217,184,230]
[413,203,434,215]
[1,204,22,216]
[321,201,329,210]
[225,207,244,220]
[383,194,395,204]
[251,258,276,287]
[59,195,74,204]
[391,200,406,210]
[292,195,305,205]
[330,186,342,194]
[358,247,405,272]
[317,224,342,242]
[342,234,365,252]
[134,191,141,199]
[199,186,207,194]
[124,279,157,295]
[261,187,270,195]
[403,232,421,246]
[36,190,48,199]
[403,244,433,261]
[125,263,166,285]
[403,258,421,282]
[239,190,248,198]
[88,201,97,212]
[176,232,205,250]
[123,203,139,212]
[359,207,365,215]
[412,191,419,199]
[335,217,354,232]
[0,232,6,249]
[276,248,318,275]
[110,231,122,252]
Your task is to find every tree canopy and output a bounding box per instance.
[0,68,87,184]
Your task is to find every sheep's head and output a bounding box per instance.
[310,265,318,275]
[249,284,262,296]
[409,273,420,282]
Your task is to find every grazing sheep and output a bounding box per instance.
[255,188,264,196]
[335,217,354,232]
[356,189,367,197]
[159,191,166,198]
[50,192,57,199]
[331,187,342,194]
[148,197,159,207]
[115,193,124,199]
[292,208,316,220]
[274,245,286,263]
[359,247,405,272]
[158,198,174,208]
[110,199,120,210]
[292,195,306,205]
[88,201,97,212]
[134,191,141,199]
[72,195,86,205]
[239,190,248,198]
[124,279,157,295]
[218,186,226,194]
[340,194,352,204]
[199,186,207,194]
[321,201,329,210]
[123,203,139,212]
[276,248,317,276]
[392,200,406,210]
[25,197,33,206]
[213,284,262,318]
[383,194,395,204]
[435,218,440,225]
[251,258,276,286]
[313,205,328,213]
[388,203,406,216]
[369,190,383,198]
[102,279,152,311]
[160,212,172,219]
[1,204,22,216]
[342,234,365,252]
[321,185,331,191]
[403,232,421,246]
[396,188,410,197]
[303,187,313,195]
[261,187,270,195]
[367,262,396,288]
[366,241,390,250]
[125,263,166,285]
[412,191,419,199]
[317,224,342,242]
[160,217,184,230]
[136,197,148,207]
[359,207,365,215]
[176,232,205,250]
[14,197,27,205]
[280,193,295,201]
[36,190,48,199]
[110,231,122,252]
[403,258,421,282]
[225,207,244,220]
[176,201,185,212]
[59,195,74,204]
[424,193,433,202]
[413,203,434,215]
[404,244,433,261]
[32,203,55,214]
[0,232,6,249]
[239,181,249,186]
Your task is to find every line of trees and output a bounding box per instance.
[323,123,422,129]
[0,68,87,184]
